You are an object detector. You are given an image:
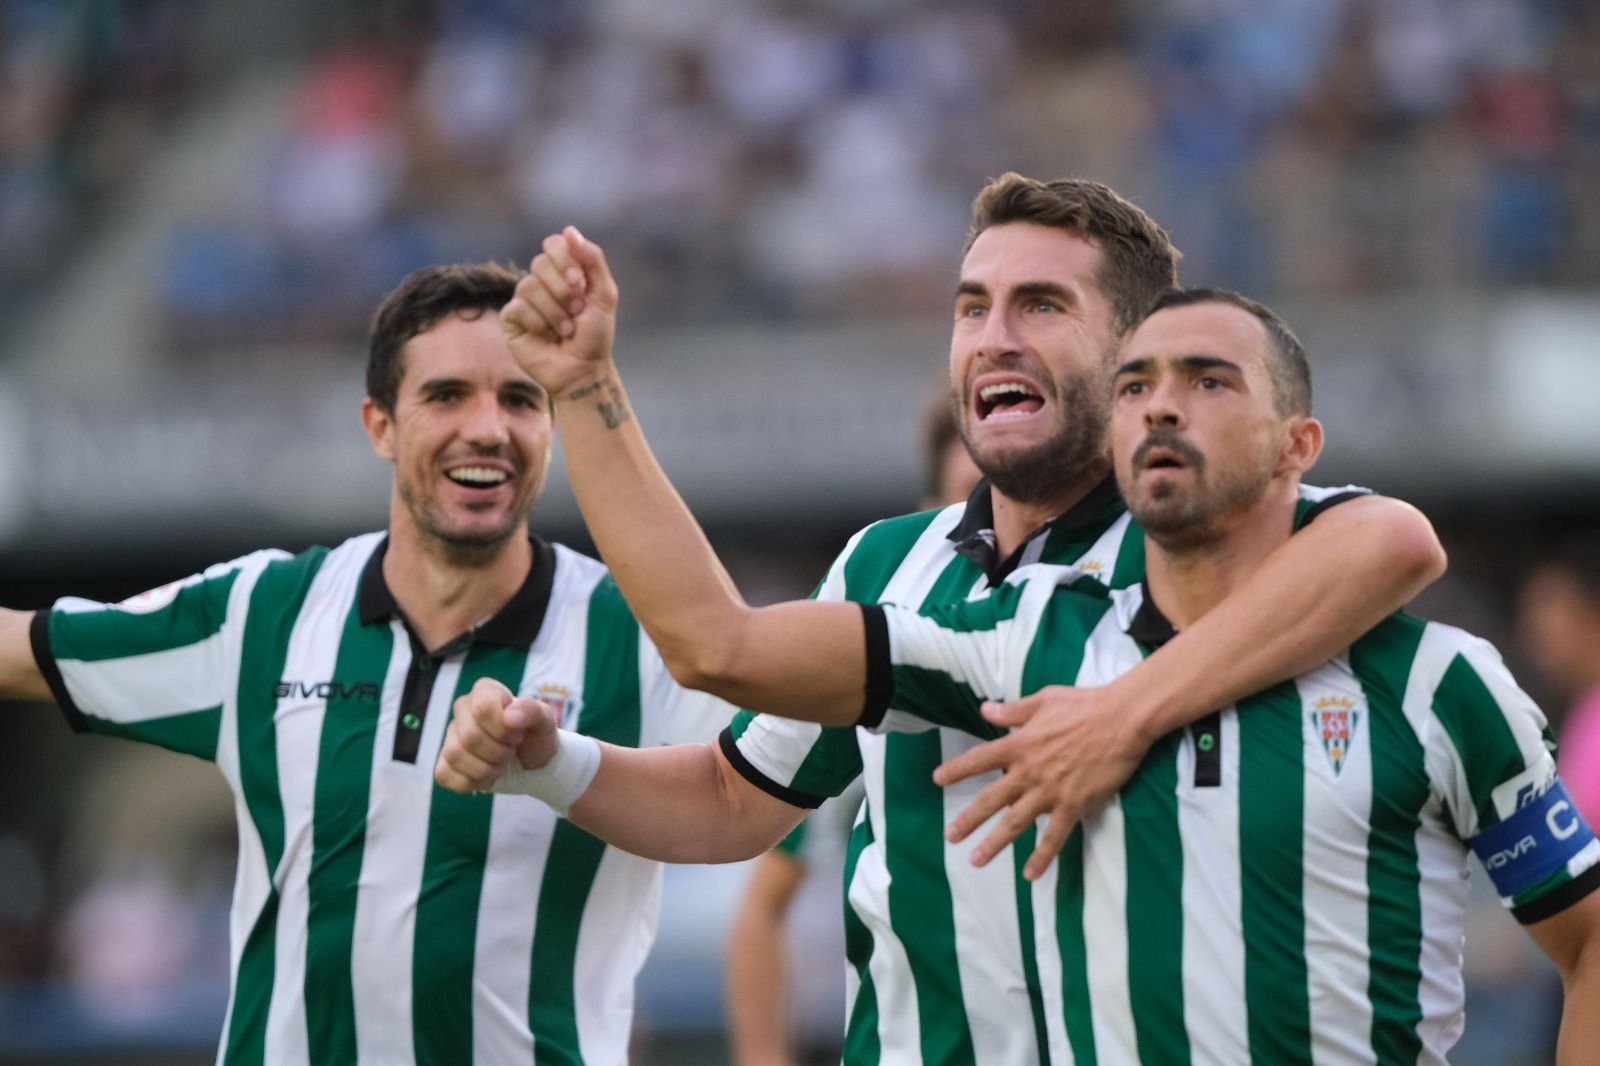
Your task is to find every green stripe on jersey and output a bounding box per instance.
[843,511,944,601]
[1350,617,1430,1064]
[224,548,330,1066]
[531,578,643,1066]
[1430,653,1529,830]
[52,567,240,661]
[881,553,985,1065]
[1010,825,1052,1066]
[842,811,882,1066]
[304,603,392,1063]
[1122,732,1189,1066]
[86,705,222,760]
[414,644,530,1065]
[1238,683,1312,1065]
[1055,829,1095,1065]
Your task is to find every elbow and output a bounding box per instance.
[657,633,748,702]
[1390,506,1448,589]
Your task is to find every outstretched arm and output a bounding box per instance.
[500,230,869,724]
[0,608,50,701]
[435,678,805,862]
[939,493,1446,878]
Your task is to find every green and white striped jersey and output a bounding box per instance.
[32,532,731,1066]
[722,482,1366,1063]
[869,563,1600,1065]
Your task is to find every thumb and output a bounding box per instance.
[502,697,547,732]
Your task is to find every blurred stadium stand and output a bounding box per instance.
[2,1,1597,1062]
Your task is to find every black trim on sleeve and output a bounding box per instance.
[1511,860,1600,926]
[857,604,893,730]
[717,729,824,810]
[1298,489,1370,527]
[29,610,88,733]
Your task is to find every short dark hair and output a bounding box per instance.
[966,173,1180,337]
[367,263,524,412]
[1142,287,1313,416]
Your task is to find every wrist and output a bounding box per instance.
[555,364,621,406]
[1106,669,1177,750]
[490,730,601,816]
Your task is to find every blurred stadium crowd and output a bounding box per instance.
[5,0,1600,349]
[2,1,1598,1063]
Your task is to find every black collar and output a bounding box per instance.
[948,474,1123,584]
[1127,579,1178,648]
[357,535,556,655]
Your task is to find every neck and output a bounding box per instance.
[383,508,532,651]
[990,456,1111,559]
[1143,479,1298,632]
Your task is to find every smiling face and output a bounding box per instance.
[363,311,553,561]
[1112,301,1319,549]
[949,222,1117,505]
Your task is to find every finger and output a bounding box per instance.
[565,227,617,305]
[933,733,1017,785]
[501,697,548,732]
[968,795,1047,868]
[435,739,501,792]
[543,230,587,294]
[501,296,556,344]
[944,773,1024,843]
[462,680,519,743]
[530,245,584,317]
[1023,806,1079,881]
[982,692,1041,725]
[513,272,577,339]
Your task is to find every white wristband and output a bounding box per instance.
[490,730,601,817]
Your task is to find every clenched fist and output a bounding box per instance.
[434,676,560,793]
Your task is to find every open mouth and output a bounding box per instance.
[975,380,1045,421]
[445,465,511,489]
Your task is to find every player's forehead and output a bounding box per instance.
[397,312,535,392]
[1121,302,1269,372]
[959,222,1105,296]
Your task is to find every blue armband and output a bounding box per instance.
[1468,778,1596,899]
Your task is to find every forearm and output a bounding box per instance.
[1558,962,1600,1066]
[1117,495,1444,741]
[566,740,804,863]
[0,608,50,701]
[726,855,805,1066]
[555,372,869,722]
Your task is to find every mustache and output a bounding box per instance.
[1131,429,1205,471]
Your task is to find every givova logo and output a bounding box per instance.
[274,680,381,702]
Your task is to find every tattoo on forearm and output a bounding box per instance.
[567,376,632,429]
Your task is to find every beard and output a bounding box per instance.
[1123,428,1273,551]
[954,371,1108,506]
[397,480,529,566]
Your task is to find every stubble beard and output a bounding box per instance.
[1127,435,1274,553]
[955,371,1108,506]
[398,480,527,568]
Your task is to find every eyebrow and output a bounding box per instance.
[1113,354,1242,378]
[954,280,1078,304]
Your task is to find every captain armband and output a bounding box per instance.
[1468,778,1597,902]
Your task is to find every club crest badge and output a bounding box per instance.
[530,683,579,728]
[1311,695,1360,776]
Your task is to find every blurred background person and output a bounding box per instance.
[1519,536,1600,828]
[724,391,979,1066]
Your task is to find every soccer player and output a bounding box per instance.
[723,394,979,1066]
[456,270,1600,1061]
[0,264,731,1064]
[439,176,1449,1061]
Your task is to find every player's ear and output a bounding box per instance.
[362,397,396,461]
[1280,414,1323,475]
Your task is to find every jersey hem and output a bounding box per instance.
[718,730,824,810]
[30,610,87,732]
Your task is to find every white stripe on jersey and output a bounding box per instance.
[61,633,230,724]
[1180,709,1248,1066]
[348,619,424,1065]
[1413,810,1468,1065]
[265,541,366,1066]
[1296,659,1376,1066]
[214,553,284,1060]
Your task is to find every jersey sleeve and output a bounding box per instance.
[1293,482,1372,528]
[864,567,1072,736]
[31,550,287,760]
[1421,626,1600,922]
